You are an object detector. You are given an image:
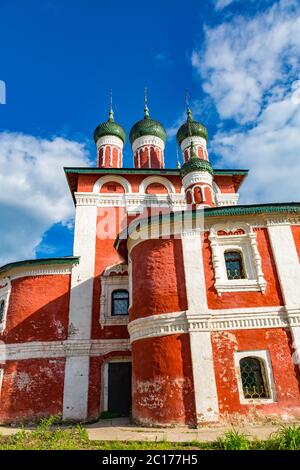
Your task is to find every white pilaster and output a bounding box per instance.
[267,223,300,367]
[181,231,219,423]
[63,203,98,421]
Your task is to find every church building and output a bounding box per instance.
[1,96,300,426]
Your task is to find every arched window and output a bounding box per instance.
[240,357,269,399]
[0,299,5,323]
[224,251,246,280]
[111,290,129,316]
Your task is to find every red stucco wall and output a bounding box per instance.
[1,275,71,343]
[130,239,187,320]
[132,334,195,426]
[0,358,65,423]
[211,328,300,418]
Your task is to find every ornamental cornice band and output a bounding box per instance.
[127,308,297,343]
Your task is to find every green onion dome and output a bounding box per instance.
[180,157,213,179]
[94,109,126,144]
[129,103,167,145]
[176,108,208,145]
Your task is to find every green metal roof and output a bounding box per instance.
[0,256,80,276]
[129,116,167,145]
[176,108,208,145]
[64,167,249,176]
[180,158,214,178]
[94,118,126,144]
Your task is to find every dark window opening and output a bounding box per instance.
[111,290,129,316]
[0,300,5,324]
[225,251,246,280]
[240,357,269,399]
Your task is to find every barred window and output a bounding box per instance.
[240,357,269,399]
[0,300,5,324]
[225,251,246,280]
[111,290,129,316]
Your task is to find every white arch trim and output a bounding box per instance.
[93,175,132,194]
[139,176,176,194]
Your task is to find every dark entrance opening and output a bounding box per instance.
[107,362,132,417]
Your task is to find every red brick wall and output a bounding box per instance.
[291,225,300,261]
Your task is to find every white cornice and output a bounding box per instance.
[180,136,207,152]
[182,171,213,190]
[132,135,165,153]
[96,135,124,149]
[0,338,130,362]
[127,307,298,343]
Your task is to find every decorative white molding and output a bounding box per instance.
[127,307,295,343]
[139,176,176,194]
[93,175,132,194]
[75,192,187,213]
[209,222,267,295]
[215,193,239,207]
[180,136,207,153]
[100,263,129,326]
[0,278,11,333]
[96,135,124,150]
[7,266,73,282]
[0,339,131,362]
[182,171,213,191]
[132,135,165,153]
[234,350,277,404]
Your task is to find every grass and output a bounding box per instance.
[1,418,300,450]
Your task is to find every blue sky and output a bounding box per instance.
[0,0,300,264]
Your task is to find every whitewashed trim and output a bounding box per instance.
[180,136,207,153]
[182,171,213,191]
[0,339,131,362]
[75,192,187,213]
[96,135,124,150]
[209,222,267,295]
[215,193,239,207]
[100,265,129,326]
[0,278,11,333]
[132,135,165,153]
[139,176,176,194]
[234,350,277,404]
[127,307,295,343]
[93,175,132,194]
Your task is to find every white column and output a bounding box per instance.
[181,230,219,423]
[63,202,98,421]
[267,223,300,367]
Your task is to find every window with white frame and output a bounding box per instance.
[0,278,11,333]
[100,263,129,326]
[208,223,267,295]
[234,350,276,404]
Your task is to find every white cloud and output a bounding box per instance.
[0,132,90,265]
[212,91,300,203]
[192,0,300,204]
[194,0,300,124]
[214,0,234,10]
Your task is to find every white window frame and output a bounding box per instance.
[209,223,267,295]
[99,263,129,326]
[0,278,11,333]
[234,350,276,404]
[101,357,132,413]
